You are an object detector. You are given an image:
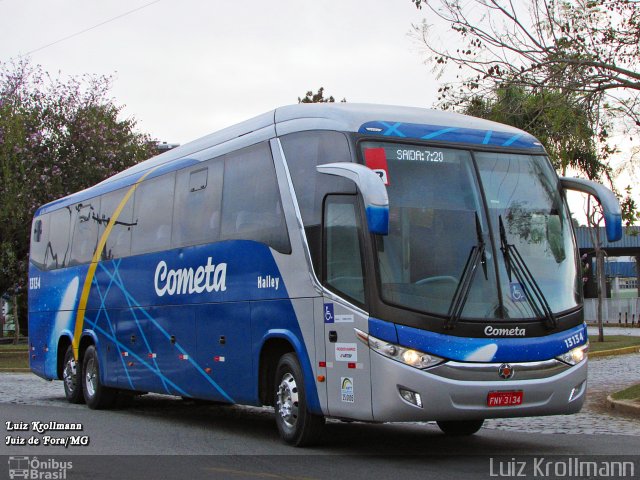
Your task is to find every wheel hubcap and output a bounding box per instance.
[63,358,77,392]
[276,372,299,428]
[85,358,97,398]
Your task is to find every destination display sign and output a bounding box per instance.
[362,142,460,169]
[394,147,444,163]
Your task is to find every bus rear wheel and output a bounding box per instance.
[436,419,484,436]
[82,345,117,410]
[274,353,324,447]
[62,345,84,404]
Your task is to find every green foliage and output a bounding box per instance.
[463,83,639,227]
[412,0,640,126]
[462,83,607,178]
[412,0,640,224]
[0,59,155,296]
[621,186,640,227]
[298,87,346,103]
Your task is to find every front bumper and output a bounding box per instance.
[371,351,587,422]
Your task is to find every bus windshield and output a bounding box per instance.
[362,142,579,321]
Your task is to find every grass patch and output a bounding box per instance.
[588,335,640,352]
[0,342,28,351]
[612,384,640,402]
[0,351,29,369]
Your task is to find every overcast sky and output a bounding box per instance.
[1,0,637,216]
[1,0,446,143]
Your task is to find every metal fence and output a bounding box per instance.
[584,298,640,325]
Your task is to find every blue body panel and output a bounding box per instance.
[368,317,398,344]
[369,317,587,363]
[28,240,320,410]
[605,212,623,242]
[365,205,389,235]
[359,121,544,151]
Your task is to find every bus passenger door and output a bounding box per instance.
[322,196,373,420]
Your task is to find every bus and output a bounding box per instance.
[28,104,622,446]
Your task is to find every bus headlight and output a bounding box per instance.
[556,343,588,366]
[355,328,444,369]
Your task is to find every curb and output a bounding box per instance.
[607,395,640,416]
[0,368,30,373]
[590,346,640,357]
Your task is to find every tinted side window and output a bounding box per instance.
[280,131,355,273]
[131,173,176,255]
[69,200,100,265]
[173,160,223,248]
[46,207,73,270]
[99,188,134,260]
[220,143,290,253]
[324,196,366,305]
[280,131,355,227]
[30,214,50,269]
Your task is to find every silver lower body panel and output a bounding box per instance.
[371,352,587,422]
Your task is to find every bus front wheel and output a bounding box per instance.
[82,345,117,410]
[274,353,324,447]
[436,419,484,436]
[62,345,84,404]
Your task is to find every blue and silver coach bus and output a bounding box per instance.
[28,104,622,446]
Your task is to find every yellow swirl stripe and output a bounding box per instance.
[72,168,157,360]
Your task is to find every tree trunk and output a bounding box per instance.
[13,295,20,345]
[0,298,4,338]
[595,248,606,343]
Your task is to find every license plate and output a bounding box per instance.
[487,390,523,407]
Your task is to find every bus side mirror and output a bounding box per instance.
[560,177,622,242]
[317,163,389,235]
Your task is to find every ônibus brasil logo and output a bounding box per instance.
[8,456,73,479]
[154,257,227,297]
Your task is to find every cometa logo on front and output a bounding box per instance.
[484,326,526,337]
[154,257,227,297]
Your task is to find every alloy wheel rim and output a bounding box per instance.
[85,358,97,398]
[63,358,77,392]
[276,372,299,428]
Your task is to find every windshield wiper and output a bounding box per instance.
[445,213,487,330]
[499,215,557,329]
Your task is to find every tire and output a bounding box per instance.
[437,419,484,436]
[62,345,84,404]
[274,353,324,447]
[82,345,117,410]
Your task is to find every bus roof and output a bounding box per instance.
[35,103,543,216]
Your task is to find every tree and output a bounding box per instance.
[412,0,640,134]
[298,87,346,103]
[411,0,640,335]
[462,83,607,177]
[0,59,155,331]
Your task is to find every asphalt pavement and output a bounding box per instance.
[1,351,639,479]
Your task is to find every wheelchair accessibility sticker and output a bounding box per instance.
[510,282,526,302]
[324,303,354,323]
[324,303,334,323]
